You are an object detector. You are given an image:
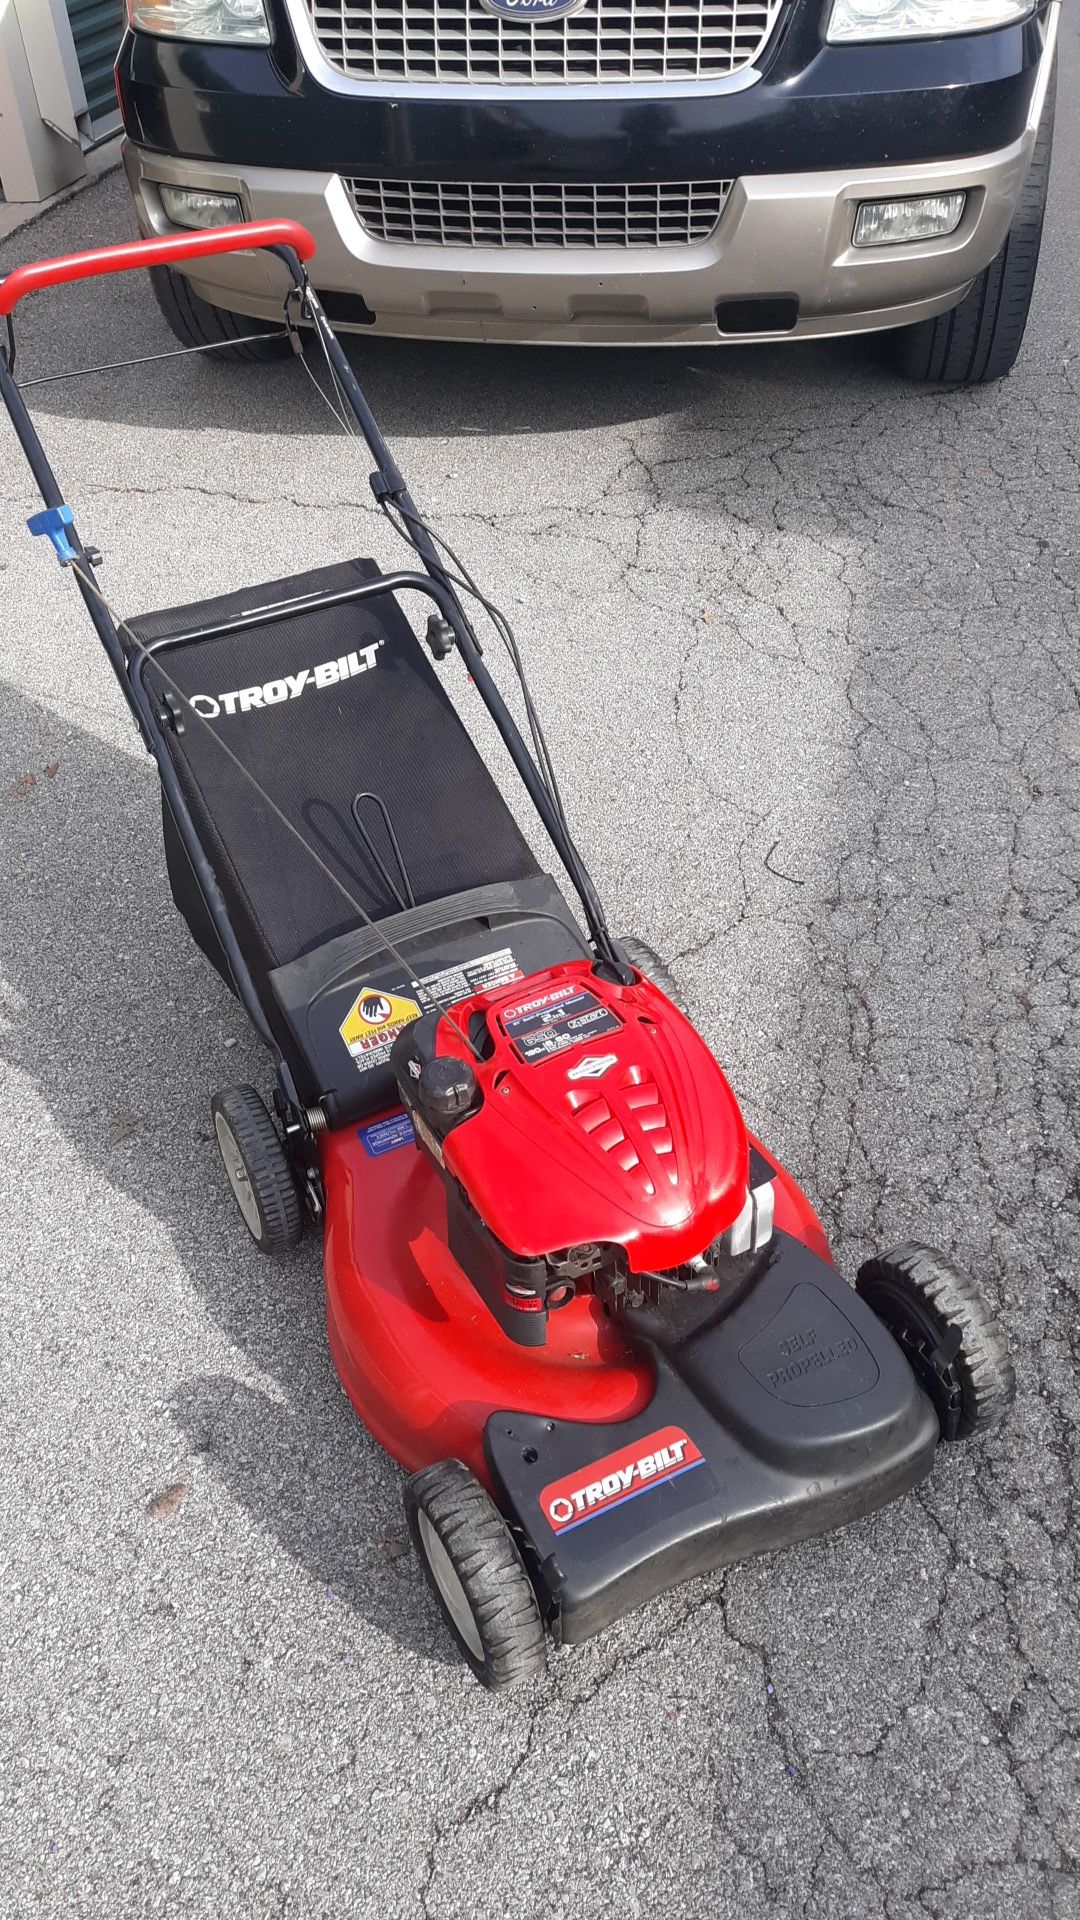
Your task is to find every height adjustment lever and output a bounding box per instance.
[27,504,77,565]
[425,613,456,660]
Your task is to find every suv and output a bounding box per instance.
[117,0,1059,385]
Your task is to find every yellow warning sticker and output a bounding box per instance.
[339,986,421,1074]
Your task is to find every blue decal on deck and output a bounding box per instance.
[358,1112,416,1157]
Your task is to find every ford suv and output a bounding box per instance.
[116,0,1059,384]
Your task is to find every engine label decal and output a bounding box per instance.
[357,1112,416,1157]
[540,1426,705,1534]
[417,946,522,1005]
[501,983,621,1065]
[340,986,421,1073]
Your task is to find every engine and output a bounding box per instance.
[392,961,775,1347]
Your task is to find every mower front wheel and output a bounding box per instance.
[211,1085,304,1257]
[405,1459,546,1691]
[856,1242,1015,1443]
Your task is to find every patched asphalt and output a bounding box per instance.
[1,24,1078,1919]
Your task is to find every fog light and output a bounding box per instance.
[160,186,244,231]
[853,193,966,249]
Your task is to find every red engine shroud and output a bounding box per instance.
[321,1119,830,1486]
[434,961,751,1273]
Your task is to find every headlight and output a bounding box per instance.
[126,0,271,43]
[828,0,1035,41]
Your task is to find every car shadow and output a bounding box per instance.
[0,676,456,1665]
[2,163,868,447]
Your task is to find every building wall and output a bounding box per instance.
[0,0,122,206]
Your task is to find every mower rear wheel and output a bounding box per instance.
[618,937,688,1014]
[405,1459,546,1691]
[856,1242,1015,1443]
[211,1085,304,1256]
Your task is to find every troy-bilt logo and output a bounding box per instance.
[541,1426,704,1534]
[501,983,579,1022]
[567,1053,618,1082]
[188,640,382,720]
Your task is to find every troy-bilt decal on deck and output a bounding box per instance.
[501,982,621,1065]
[188,639,383,720]
[340,985,420,1073]
[541,1427,705,1534]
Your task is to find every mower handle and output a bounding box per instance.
[0,219,317,318]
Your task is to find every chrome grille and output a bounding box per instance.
[347,178,733,248]
[304,0,784,86]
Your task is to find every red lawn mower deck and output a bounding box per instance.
[3,221,1015,1690]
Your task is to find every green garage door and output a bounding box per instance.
[65,0,124,125]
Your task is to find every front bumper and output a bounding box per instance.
[124,115,1049,348]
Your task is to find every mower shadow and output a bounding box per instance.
[0,677,456,1668]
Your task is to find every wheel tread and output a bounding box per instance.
[617,937,688,1014]
[405,1459,546,1690]
[211,1084,303,1256]
[857,1240,1015,1441]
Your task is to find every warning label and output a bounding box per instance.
[339,986,421,1074]
[339,949,523,1076]
[501,983,621,1065]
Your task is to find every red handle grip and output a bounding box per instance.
[0,219,317,318]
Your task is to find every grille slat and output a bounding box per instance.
[306,0,783,85]
[347,177,733,248]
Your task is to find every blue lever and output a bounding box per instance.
[27,504,77,566]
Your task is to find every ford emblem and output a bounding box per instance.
[479,0,588,19]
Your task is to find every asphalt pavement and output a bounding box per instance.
[1,22,1078,1919]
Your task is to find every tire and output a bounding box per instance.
[404,1459,546,1691]
[211,1084,304,1256]
[856,1242,1015,1443]
[617,937,689,1014]
[149,264,291,365]
[891,62,1056,387]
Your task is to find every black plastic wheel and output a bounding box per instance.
[150,264,291,365]
[210,1084,304,1256]
[891,64,1055,387]
[856,1242,1015,1443]
[617,937,689,1014]
[404,1458,546,1691]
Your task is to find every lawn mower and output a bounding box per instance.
[2,222,1015,1690]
